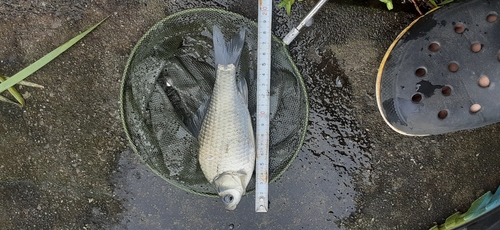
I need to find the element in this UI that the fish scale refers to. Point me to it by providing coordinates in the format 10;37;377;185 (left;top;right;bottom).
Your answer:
198;26;255;211
198;64;254;182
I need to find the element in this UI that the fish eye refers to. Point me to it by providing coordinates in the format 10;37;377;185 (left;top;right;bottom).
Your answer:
223;194;234;203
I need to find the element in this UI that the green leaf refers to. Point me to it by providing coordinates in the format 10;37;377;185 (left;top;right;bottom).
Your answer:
0;95;22;107
0;74;25;106
439;0;454;5
380;0;393;10
429;0;439;7
278;0;295;15
1;75;44;88
0;74;44;107
0;16;109;95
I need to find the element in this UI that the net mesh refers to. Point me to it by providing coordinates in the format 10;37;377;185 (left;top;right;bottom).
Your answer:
120;8;308;196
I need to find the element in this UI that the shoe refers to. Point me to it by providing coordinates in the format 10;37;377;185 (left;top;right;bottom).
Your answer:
376;0;500;136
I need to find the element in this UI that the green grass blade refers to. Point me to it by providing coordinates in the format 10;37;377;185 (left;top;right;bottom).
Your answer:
0;74;25;106
439;0;454;5
0;95;22;107
380;0;394;10
278;0;295;15
429;0;439;7
2;75;45;88
0;16;109;94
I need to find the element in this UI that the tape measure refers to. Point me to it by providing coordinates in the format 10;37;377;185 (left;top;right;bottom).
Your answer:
254;0;328;212
255;0;272;213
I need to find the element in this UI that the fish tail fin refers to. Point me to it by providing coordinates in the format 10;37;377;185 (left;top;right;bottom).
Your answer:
212;25;245;66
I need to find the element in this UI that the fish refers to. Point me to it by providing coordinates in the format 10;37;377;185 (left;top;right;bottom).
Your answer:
197;25;255;210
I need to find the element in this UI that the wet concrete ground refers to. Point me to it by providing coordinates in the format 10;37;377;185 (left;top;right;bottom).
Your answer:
1;0;500;229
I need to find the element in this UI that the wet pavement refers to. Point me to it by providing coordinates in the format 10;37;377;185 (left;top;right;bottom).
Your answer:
1;0;500;229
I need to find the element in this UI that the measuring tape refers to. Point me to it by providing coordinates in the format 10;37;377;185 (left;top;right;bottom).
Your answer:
255;0;272;213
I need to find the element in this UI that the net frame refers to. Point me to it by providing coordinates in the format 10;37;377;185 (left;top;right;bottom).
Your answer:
120;8;309;196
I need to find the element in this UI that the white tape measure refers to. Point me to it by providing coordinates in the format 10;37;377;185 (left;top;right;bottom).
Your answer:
255;0;272;213
254;0;328;212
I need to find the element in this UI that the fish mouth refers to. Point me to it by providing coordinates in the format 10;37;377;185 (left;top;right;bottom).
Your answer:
223;194;235;203
219;188;242;210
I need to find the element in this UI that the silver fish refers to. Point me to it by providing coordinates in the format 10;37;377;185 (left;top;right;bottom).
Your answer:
197;26;255;210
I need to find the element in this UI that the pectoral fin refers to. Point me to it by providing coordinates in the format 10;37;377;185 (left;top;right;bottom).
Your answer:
236;76;248;105
186;94;211;138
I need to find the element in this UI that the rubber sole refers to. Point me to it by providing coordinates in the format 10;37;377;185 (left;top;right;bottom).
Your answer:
376;0;500;136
